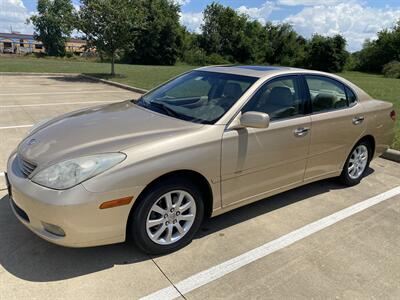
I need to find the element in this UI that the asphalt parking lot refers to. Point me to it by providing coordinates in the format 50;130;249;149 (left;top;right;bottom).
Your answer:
1;75;400;299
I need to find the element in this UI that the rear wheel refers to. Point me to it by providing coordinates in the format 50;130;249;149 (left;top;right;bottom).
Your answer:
339;141;371;186
130;178;204;255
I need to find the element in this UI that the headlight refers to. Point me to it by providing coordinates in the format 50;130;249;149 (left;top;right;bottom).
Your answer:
32;153;126;190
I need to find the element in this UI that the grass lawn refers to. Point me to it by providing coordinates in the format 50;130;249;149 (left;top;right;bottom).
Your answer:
1;57;399;149
0;56;195;90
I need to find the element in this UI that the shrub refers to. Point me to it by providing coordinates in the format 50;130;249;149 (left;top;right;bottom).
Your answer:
205;53;230;65
182;49;231;66
183;48;207;65
383;61;400;78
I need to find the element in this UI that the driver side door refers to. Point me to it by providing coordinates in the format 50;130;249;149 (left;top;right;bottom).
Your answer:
221;75;311;207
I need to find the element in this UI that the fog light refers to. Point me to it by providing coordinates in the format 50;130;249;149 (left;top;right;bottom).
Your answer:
41;222;66;237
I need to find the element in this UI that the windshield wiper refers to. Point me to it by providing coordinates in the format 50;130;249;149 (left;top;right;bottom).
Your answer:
134;98;184;120
150;101;180;118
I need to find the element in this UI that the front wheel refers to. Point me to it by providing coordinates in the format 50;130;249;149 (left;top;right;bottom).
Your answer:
339;141;371;186
129;178;204;255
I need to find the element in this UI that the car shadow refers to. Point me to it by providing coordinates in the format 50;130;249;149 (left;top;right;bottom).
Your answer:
0;168;374;282
196;167;375;238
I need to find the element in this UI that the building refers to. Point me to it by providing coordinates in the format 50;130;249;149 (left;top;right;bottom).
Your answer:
0;32;87;55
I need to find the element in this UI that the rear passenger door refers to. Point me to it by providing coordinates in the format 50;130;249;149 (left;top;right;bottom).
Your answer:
303;75;366;180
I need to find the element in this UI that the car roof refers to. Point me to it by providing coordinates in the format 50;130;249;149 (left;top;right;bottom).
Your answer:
196;65;305;78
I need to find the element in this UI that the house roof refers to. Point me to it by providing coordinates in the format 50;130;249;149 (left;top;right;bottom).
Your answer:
0;33;86;44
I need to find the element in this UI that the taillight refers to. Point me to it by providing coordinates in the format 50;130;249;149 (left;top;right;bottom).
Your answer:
390;110;396;121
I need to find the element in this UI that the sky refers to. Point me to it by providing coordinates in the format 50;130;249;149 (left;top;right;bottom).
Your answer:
1;0;400;52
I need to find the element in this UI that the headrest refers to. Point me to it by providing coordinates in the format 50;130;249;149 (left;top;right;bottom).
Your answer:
223;83;243;99
313;93;335;111
268;86;293;106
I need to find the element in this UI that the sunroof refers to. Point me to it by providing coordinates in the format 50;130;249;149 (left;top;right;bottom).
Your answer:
235;66;284;71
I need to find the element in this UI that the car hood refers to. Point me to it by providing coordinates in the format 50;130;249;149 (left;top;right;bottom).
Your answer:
18;101;202;167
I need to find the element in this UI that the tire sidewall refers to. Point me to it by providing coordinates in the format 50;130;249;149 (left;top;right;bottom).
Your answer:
130;178;204;255
341;141;371;186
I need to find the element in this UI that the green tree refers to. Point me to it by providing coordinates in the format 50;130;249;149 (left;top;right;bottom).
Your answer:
77;0;144;75
29;0;75;56
305;34;349;72
200;2;251;63
198;2;308;65
356;21;400;72
126;0;182;65
262;23;306;66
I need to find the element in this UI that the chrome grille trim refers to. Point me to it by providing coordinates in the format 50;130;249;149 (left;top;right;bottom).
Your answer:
17;155;37;177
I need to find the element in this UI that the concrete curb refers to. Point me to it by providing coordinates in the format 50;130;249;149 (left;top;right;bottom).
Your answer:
80;74;148;94
381;149;400;163
0;72;80;76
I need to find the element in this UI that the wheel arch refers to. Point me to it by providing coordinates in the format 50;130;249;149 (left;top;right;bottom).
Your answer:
126;169;214;239
357;135;376;160
340;135;376;171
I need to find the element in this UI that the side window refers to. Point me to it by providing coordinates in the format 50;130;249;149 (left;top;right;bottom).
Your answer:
346;86;357;106
242;76;303;120
305;76;348;113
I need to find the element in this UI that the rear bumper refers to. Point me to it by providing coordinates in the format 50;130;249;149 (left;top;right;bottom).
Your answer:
6;152;144;248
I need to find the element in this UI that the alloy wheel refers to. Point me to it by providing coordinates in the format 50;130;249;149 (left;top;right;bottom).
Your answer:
146;190;196;245
348;144;368;180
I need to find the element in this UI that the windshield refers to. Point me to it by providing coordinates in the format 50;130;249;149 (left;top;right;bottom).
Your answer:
135;70;257;124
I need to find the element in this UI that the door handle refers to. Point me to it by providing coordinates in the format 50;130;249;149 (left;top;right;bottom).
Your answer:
294;127;310;137
352;116;364;125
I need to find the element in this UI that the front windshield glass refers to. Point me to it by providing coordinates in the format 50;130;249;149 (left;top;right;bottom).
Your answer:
135;70;257;124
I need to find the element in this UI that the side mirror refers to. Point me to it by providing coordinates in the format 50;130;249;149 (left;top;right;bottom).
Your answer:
230;111;270;129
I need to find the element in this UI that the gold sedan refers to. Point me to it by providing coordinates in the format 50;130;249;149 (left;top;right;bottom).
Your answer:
6;66;396;254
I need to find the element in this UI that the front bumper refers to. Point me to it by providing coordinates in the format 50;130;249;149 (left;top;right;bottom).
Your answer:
6;153;144;248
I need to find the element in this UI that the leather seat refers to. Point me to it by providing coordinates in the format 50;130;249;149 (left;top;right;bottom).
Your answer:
257;86;295;119
223;82;243;100
313;93;336;111
219;82;243;109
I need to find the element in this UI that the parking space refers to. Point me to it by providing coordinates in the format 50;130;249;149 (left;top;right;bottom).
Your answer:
0;75;399;299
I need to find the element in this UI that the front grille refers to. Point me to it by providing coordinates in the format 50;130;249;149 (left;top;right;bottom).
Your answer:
17;155;37;178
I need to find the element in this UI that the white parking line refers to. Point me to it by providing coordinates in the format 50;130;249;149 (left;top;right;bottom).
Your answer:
141;186;400;300
0;124;33;130
0;90;131;96
0;100;118;108
0;172;5;189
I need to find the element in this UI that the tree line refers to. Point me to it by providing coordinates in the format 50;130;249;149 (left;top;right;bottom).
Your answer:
29;0;400;77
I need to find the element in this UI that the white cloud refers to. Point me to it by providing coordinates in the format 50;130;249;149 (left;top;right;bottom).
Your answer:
284;2;400;51
0;0;33;33
277;0;341;6
173;0;191;5
237;1;276;24
180;11;203;33
181;1;276;32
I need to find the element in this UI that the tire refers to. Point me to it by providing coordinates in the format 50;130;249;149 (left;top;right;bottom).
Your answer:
339;140;371;186
129;177;204;255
